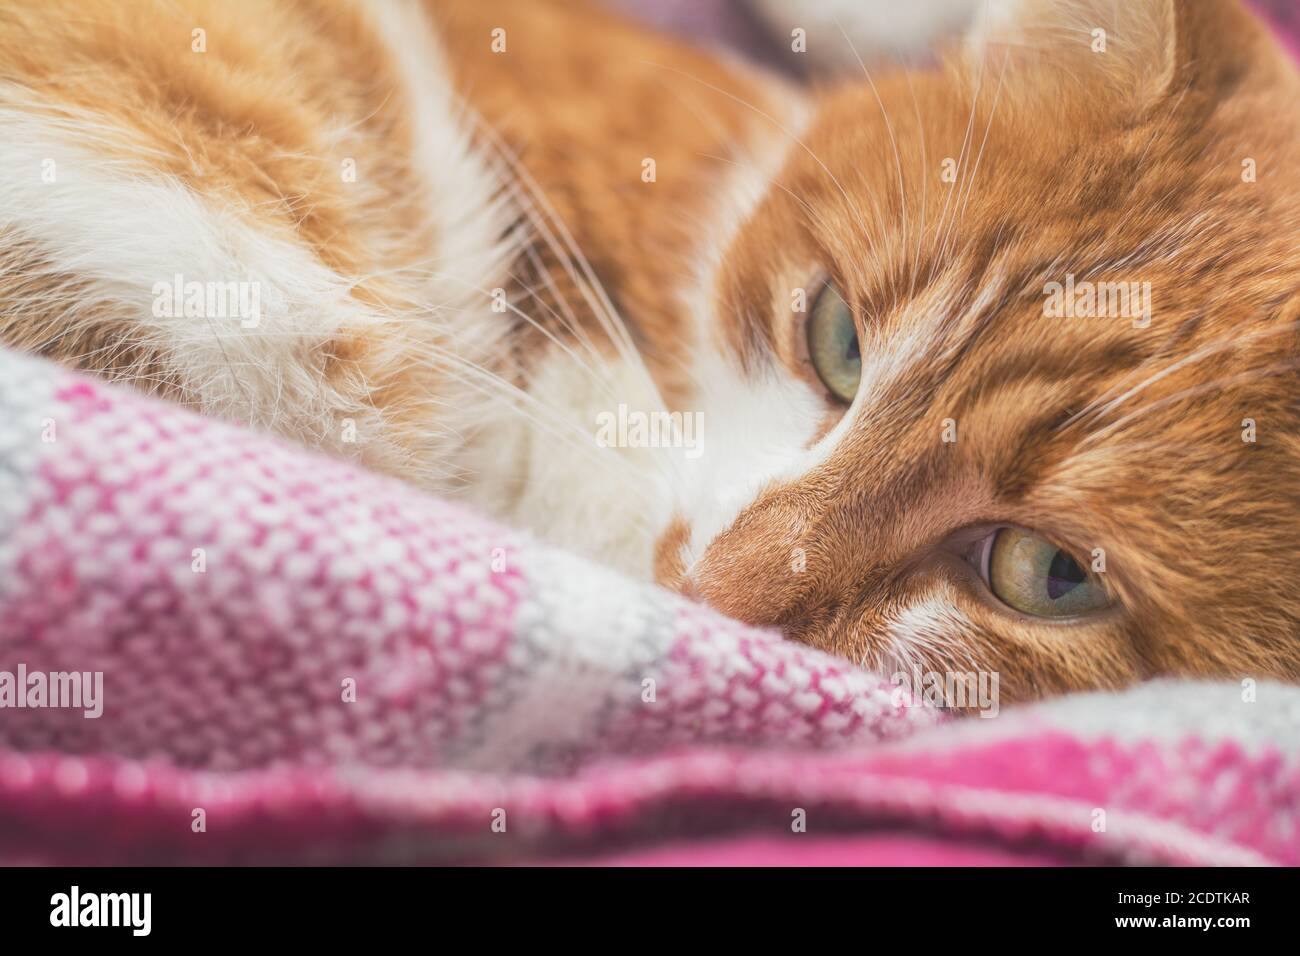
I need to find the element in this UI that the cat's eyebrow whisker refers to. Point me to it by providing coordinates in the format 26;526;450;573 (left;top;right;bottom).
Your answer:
1079;356;1300;448
1064;316;1300;432
950;50;1011;260
898;50;930;302
652;74;735;146
928;41;986;286
834;15;911;290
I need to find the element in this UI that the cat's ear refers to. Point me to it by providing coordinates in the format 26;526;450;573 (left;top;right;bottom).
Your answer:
965;0;1270;110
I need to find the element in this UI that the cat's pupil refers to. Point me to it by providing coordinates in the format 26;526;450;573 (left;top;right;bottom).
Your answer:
845;334;860;363
1046;550;1086;600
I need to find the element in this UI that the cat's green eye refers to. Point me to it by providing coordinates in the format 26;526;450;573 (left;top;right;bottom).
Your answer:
806;281;861;403
983;527;1111;619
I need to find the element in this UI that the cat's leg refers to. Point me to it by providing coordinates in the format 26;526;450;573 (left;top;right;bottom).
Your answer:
0;115;391;461
0;0;513;487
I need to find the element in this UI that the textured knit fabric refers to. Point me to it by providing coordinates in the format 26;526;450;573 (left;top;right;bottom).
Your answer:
1;347;1298;865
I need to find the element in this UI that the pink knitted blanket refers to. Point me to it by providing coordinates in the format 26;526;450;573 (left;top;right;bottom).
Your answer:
0;348;1296;865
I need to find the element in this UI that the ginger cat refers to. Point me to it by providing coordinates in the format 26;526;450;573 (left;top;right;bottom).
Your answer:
1;0;1298;703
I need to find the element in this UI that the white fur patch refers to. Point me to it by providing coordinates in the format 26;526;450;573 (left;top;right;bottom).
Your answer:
879;590;981;674
677;353;826;565
0;100;387;445
363;0;513;305
0;5;515;483
663;101;828;573
453;348;674;579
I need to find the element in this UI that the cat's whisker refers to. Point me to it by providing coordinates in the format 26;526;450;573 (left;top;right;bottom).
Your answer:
328;231;681;492
517;242;607;367
1064;316;1300;431
1080;357;1300;448
835;15;911;291
491;179;612;362
331;225;614;374
927;40;986;285
469;119;669;414
950;50;1011;257
652;72;737;146
897;54;930;301
424;271;629;403
412;346;659;499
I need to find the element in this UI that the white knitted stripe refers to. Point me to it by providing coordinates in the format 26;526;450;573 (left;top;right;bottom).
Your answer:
0;349;60;597
456;547;677;772
887;679;1300;756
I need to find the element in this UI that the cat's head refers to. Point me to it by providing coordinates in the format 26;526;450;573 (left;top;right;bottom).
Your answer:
659;0;1300;704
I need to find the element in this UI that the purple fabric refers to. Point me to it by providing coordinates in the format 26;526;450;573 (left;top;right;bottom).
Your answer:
1250;0;1300;60
606;1;1300;69
602;0;783;65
